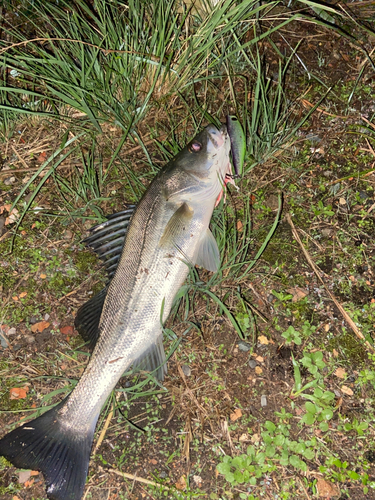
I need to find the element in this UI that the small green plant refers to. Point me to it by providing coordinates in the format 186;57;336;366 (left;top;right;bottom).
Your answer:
281;325;302;345
313;200;334;218
300;351;326;375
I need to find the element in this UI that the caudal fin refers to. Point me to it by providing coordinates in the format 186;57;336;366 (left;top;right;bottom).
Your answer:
0;400;94;500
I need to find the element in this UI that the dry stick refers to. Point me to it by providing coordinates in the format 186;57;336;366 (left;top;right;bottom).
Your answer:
93;407;114;454
286;214;374;352
109;468;171;489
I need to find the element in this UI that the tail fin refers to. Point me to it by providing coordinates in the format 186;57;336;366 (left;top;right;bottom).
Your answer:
0;400;94;500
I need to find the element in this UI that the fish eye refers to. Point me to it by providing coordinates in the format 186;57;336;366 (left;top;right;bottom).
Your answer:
190;141;202;152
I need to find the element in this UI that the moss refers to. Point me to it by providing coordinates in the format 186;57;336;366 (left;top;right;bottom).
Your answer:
72;248;99;274
327;331;368;366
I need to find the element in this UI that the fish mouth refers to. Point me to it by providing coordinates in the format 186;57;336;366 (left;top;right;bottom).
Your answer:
207;124;228;150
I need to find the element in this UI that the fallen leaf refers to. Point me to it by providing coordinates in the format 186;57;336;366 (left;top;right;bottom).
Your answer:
149;458;158;465
286;286;308;302
341;385;353;396
37;151;47;163
24;479;35;488
19;291;27;298
250;433;260;443
334;368;347;379
60;326;74;336
333;349;339;357
10;386;29;400
236;220;243;231
239;433;249;442
324;324;330;332
258;335;269;345
12;296;19;301
18;470;31;484
316;477;340;498
40;273;47;279
30;321;50;333
255;355;264;363
12;496;21;500
255;366;263;375
175;475;186;490
230;408;242;421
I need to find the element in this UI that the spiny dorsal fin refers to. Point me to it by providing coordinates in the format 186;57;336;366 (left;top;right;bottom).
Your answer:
194;228;220;272
159;202;194;248
83;205;136;280
132;334;167;381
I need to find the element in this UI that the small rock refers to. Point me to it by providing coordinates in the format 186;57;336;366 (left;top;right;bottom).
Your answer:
63;230;73;240
321;228;333;237
24;334;35;344
248;359;257;369
7;327;16;335
261;395;267;407
238;340;251;352
159;471;167;479
4;176;16;186
29;316;38;325
44;313;50;321
181;364;191;377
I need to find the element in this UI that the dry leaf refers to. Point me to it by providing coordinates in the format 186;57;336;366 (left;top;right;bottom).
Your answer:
341;385;354;396
239;433;249;442
236;220;243;231
258;335;269;345
30;321;50;333
324;324;330;332
255;355;264;363
37;151;47;163
19;292;27;298
12;296;19;301
149;458;158;465
333;349;339;357
334;368;347;379
286;286;308;302
230;408;242;422
60;326;74;336
175;475;186;490
250;433;260;443
18;470;31;484
10;386;29;400
316;477;340;498
255;366;263;375
40;273;47;279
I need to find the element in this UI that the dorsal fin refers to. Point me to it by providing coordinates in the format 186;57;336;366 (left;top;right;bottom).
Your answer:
75;205;136;348
74;287;107;348
83;205;136;280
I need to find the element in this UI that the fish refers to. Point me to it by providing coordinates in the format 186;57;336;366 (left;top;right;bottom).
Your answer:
0;121;243;500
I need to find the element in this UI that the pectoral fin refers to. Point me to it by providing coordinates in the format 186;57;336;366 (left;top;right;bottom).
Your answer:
159;202;194;247
195;228;220;272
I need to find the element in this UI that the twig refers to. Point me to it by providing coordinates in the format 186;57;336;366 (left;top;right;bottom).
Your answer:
286;213;374;352
174;353;208;417
109;468;171;489
93;408;114;454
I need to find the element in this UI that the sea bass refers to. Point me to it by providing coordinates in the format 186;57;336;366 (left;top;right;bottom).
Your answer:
0;122;239;500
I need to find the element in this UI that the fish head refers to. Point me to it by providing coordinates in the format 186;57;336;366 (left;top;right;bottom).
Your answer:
165;124;231;204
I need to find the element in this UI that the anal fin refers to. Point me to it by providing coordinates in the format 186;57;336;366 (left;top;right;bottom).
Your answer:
132;334;167;381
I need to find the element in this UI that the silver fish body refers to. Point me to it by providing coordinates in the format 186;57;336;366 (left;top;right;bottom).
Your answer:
0;123;231;500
